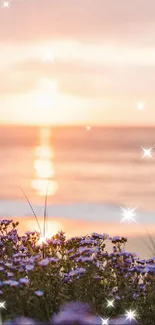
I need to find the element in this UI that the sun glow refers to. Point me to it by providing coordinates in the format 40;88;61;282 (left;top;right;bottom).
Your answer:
29;220;62;241
37;235;48;245
34;78;58;111
40;220;62;239
42;49;56;63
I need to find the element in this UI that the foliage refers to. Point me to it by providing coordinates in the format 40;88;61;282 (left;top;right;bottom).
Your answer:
0;219;154;324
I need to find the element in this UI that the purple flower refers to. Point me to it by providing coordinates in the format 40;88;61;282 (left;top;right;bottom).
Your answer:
25;265;34;271
115;296;121;300
133;293;138;299
4;317;37;325
51;302;101;325
2;280;19;287
5;262;12;267
78;247;99;255
112;236;127;243
77;256;93;263
94;275;100;280
91;232;110;240
68;268;86;277
19;278;30;285
80;238;98;245
7;272;14;277
0;220;13;226
101;252;109;257
147;257;155;264
34;290;44;296
10;280;19;287
49;257;58;263
38;258;50;266
3;280;12;285
13;253;21;258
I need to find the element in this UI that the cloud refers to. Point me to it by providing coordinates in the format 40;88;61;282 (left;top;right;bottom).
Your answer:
1;54;154;99
0;68;37;94
1;55;155;100
0;0;155;45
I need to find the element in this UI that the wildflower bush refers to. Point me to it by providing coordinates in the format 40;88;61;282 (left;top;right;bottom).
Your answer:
0;219;155;324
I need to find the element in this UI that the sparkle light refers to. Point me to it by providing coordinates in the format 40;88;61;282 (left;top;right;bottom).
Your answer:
120;206;138;224
0;302;5;309
0;301;6;325
106;299;115;308
3;1;9;7
100;317;110;325
125;309;137;322
141;145;154;159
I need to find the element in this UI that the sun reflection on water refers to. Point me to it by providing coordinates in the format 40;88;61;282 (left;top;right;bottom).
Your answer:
31;128;58;196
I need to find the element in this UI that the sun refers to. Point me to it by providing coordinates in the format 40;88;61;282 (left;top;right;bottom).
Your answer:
34;78;58;111
38;220;62;240
28;220;62;239
42;49;56;63
45;220;62;237
37;78;58;93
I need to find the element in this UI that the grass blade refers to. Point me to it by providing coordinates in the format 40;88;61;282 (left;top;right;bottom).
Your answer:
142;228;155;256
43;179;50;238
43;179;51;259
20;188;42;235
43;187;47;238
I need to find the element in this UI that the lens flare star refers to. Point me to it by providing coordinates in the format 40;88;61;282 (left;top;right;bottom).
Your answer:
3;1;10;7
141;145;154;159
0;302;5;309
0;301;6;325
125;309;137;322
120;206;138;224
100;317;110;325
106;299;115;308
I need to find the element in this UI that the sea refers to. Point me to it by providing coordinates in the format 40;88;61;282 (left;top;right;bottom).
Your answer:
0;125;155;258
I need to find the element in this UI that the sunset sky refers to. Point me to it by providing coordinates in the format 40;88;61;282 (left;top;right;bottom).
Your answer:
1;0;155;125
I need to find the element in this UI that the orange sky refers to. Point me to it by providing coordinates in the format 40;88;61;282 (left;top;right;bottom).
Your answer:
0;0;155;125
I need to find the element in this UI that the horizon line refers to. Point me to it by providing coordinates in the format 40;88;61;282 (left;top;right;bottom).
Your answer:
0;123;155;129
0;124;155;129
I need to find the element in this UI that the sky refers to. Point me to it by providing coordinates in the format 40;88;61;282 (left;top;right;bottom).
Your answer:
0;0;155;125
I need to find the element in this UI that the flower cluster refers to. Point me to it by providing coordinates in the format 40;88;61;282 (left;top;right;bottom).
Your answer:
0;219;154;324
